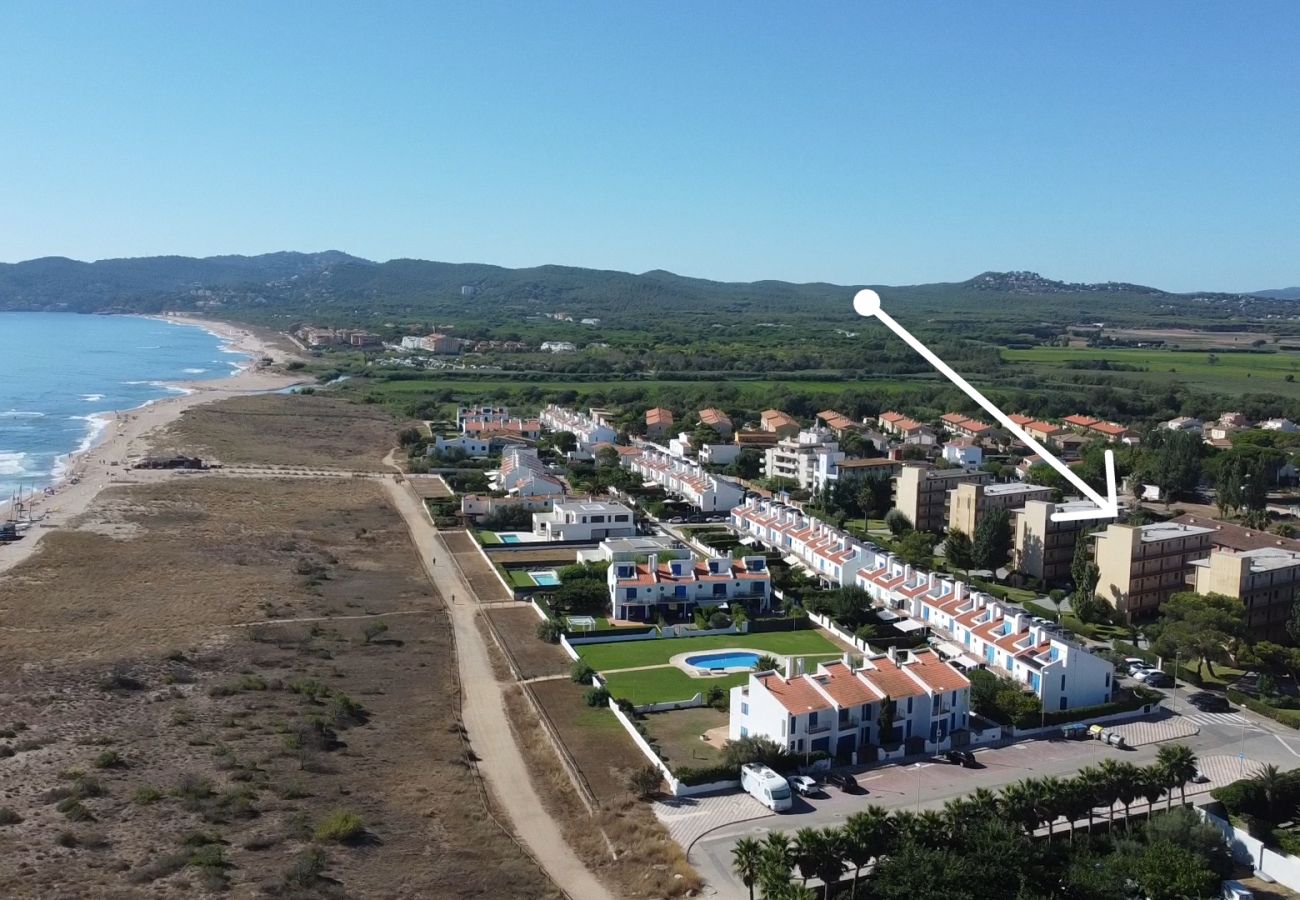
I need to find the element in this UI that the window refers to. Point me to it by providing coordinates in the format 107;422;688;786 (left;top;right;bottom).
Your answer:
1059;697;1068;710
590;515;605;523
741;703;748;716
1105;672;1111;686
626;588;637;599
1060;674;1066;691
808;711;818;728
614;515;629;522
740;726;748;737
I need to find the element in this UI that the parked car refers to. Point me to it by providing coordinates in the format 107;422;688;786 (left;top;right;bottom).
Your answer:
1191;769;1211;784
1144;672;1174;688
1188;692;1229;712
1123;657;1150;671
668;517;685;524
944;749;977;767
787;775;819;797
826;771;864;794
1130;666;1159;682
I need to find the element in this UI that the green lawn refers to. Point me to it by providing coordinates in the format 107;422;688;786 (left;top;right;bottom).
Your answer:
477;530;502;545
576;630;843;672
602;668;750;705
507;570;535;588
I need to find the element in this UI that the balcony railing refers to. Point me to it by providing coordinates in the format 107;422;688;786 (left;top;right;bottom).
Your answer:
806;721;832;735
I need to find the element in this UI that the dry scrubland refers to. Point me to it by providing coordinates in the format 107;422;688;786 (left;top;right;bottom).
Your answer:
158;394;408;471
0;394;559;899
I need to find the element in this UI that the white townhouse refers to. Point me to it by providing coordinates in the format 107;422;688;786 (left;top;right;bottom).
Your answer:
730;648;972;761
730;498;876;588
917;591;1114;712
941;439;984;469
532;500;637;542
627;445;745;511
607;551;771;622
495;448;551;493
431;434;491;458
539;404;618;448
457;404;513;431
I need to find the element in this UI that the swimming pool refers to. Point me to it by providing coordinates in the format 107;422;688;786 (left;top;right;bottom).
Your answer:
499;534;522;544
531;570;561;587
685;651;760;671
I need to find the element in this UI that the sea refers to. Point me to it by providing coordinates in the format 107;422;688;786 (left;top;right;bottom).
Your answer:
0;312;247;501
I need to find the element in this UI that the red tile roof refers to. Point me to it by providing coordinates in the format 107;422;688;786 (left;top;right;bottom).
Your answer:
756;673;833;714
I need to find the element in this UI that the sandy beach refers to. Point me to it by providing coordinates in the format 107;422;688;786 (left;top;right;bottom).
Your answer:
0;315;305;575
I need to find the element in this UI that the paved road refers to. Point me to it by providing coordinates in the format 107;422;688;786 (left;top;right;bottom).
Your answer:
383;478;615;900
687;705;1300;898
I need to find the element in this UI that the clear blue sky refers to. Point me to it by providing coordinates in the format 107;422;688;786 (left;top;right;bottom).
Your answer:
2;2;1297;291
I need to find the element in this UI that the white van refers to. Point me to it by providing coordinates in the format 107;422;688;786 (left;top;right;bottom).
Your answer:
741;763;793;812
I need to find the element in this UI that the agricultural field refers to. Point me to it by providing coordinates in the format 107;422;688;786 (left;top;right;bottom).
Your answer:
1002;346;1300;400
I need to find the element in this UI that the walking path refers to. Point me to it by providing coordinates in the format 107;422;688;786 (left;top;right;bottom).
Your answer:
382;478;615;900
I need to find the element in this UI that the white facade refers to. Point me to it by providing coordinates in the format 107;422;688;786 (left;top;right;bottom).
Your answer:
627;445;745;511
942;441;984;468
607;551;771;621
533;500;637;542
763;428;846;491
729;649;971;760
731;498;877;588
700;443;741;465
1262;418;1300;433
431;435;490;458
539;405;618;448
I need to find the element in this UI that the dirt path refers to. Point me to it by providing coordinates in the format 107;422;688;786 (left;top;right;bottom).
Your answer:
382;477;617;900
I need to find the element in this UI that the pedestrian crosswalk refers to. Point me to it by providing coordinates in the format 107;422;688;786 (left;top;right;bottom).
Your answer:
1181;711;1254;728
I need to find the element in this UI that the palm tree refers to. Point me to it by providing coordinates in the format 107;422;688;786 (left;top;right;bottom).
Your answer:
1073;768;1104;836
1094;760;1123;832
791;828;822;886
1110;762;1142;831
1139;768;1165;820
1156;743;1198;808
1000;781;1043;836
1256;763;1286;825
758;837;794;900
841;807;889;897
733;837;763;900
915;810;949;848
812;827;846;900
1036;776;1066;842
1055;778;1094;843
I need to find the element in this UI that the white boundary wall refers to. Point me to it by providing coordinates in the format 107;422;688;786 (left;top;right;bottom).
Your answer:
1200;807;1300;890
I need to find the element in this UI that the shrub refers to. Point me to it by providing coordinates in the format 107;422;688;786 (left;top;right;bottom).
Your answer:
626;765;663;799
674;763;740;786
314;810;365;843
329;693;367;728
94;750;126;769
705;684;729;711
584;687;611;707
536;619;563;643
361;620;388;644
282;849;329;889
133;786;162;805
0;807;21;825
57;798;94;822
570;660;596;685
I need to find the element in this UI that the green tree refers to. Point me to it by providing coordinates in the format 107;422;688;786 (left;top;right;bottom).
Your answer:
883;508;913;536
1155;743;1198;809
552;579;609;616
876;696;895;745
896;530;936;567
972;508;1012;571
791;828;822;886
1150;592;1246;679
732;836;763;900
944;528;974;576
553;431;578;453
841;807;890;897
811;827;845;899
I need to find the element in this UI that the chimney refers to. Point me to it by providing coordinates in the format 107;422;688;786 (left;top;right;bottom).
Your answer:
796;657;806;676
784;657;795;679
955;581;967;601
648;553;659;582
841;651;852;668
904;564;914;582
887;645;898;663
928;572;937;589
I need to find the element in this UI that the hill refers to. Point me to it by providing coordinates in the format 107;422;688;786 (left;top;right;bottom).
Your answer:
1253;287;1300;300
0;253;1294;335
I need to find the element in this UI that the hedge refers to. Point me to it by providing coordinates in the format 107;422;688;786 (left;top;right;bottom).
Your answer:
1228;689;1300;729
1021;692;1159;728
1113;641;1158;666
674;764;738;786
1022;601;1060;622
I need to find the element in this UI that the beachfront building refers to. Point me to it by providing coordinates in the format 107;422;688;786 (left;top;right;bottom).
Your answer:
816;410;857;436
626;446;744;511
893;465;992;534
532;500;637;542
1093;521;1215;621
731;498;876;588
947;482;1053;537
763;428;845;492
729;648;971;760
917;592;1113;710
607;551;770;622
1191;547;1300;641
1012;499;1106;583
539;405;617;449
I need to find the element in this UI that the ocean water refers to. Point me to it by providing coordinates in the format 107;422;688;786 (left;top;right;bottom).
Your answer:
0;312;246;500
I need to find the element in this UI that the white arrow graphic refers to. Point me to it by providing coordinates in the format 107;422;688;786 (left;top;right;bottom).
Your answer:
852;289;1119;523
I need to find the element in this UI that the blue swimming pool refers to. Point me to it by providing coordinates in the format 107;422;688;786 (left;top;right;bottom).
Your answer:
499;534;522;544
531;571;561;587
686;651;760;671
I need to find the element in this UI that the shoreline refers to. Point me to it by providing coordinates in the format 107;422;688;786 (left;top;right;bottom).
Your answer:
1;314;306;575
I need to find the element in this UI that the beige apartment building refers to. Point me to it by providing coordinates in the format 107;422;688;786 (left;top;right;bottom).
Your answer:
1093;521;1214;621
894;465;991;534
1191;547;1300;641
1011;499;1103;583
948;482;1053;537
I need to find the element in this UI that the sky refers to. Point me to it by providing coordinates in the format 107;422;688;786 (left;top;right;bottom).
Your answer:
1;2;1297;292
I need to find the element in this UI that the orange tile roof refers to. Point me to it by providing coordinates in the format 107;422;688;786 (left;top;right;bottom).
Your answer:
905;650;972;692
879;410;906;423
1063;414;1099;427
700;407;732;426
756;673;833;714
1091;422;1130;435
859;658;925;700
816;663;883;706
762;410;798;427
941;412;969;425
1025;420;1063;435
1008;413;1035;426
646;407;673;426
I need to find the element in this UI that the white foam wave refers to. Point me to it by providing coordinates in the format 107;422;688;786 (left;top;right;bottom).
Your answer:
81;393;106;402
137;345;161;350
182;367;207;374
121;380;149;385
68;414;114;455
150;381;195;396
1;410;46;418
0;451;29;476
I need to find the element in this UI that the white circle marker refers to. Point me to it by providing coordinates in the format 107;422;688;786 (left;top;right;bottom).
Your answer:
853;288;882;317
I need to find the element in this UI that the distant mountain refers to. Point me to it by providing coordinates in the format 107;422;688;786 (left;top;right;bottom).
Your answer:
0;255;1290;332
1252;287;1300;300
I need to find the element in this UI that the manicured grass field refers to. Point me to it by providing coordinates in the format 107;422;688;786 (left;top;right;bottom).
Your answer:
576;630;844;672
506;570;535;588
1002;346;1300;399
477;530;502;545
601;668;750;705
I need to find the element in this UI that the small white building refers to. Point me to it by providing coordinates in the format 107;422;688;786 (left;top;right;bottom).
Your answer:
533;500;637;542
729;649;971;760
941;440;984;469
1261;418;1300;433
700;443;741;465
627;445;745;511
431;434;491;458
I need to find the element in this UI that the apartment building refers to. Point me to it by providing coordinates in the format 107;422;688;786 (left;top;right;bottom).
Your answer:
878;411;936;444
419;333;460;354
457;405;512;430
607;551;770;621
917;591;1113;711
1090;421;1137;444
760;409;800;437
495;448;551;492
626;446;745;511
817;410;857;435
729;649;971;760
645;407;674;439
948;482;1053;536
532;500;636;542
1191;547;1300;640
539;405;617;449
1012;499;1103;583
893;465;992;533
1093;521;1215;621
1062;414;1099;431
763;428;845;491
699;407;734;438
731;497;875;588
